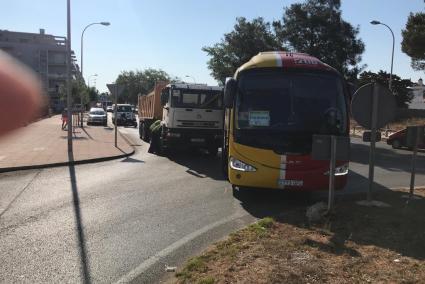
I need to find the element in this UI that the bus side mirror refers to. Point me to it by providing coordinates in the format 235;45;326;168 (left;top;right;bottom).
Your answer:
160;89;169;105
224;78;236;108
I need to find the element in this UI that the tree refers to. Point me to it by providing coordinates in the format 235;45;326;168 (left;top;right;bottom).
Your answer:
115;68;171;104
88;87;99;102
358;70;414;108
402;12;425;72
203;17;281;84
273;0;365;81
59;79;89;105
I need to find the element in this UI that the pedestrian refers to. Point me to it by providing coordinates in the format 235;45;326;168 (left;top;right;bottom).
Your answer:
148;120;162;154
61;108;68;130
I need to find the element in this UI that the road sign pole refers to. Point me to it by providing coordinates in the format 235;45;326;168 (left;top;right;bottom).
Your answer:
367;84;379;201
408;129;420;201
114;84;118;148
328;135;337;211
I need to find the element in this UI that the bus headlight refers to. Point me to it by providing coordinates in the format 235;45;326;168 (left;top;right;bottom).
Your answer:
229;157;256;172
324;163;349;176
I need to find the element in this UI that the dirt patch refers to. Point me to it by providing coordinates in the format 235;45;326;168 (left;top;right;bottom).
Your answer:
351;117;425;133
174;188;425;283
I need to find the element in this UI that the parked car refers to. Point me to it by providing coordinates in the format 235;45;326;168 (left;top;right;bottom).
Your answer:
387;127;425;149
106;106;113;112
87;107;107;126
112;104;137;127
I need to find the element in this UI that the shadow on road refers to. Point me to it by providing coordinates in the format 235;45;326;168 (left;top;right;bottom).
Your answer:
350;142;425;174
167;150;225;181
68;151;91;284
121;156;144;163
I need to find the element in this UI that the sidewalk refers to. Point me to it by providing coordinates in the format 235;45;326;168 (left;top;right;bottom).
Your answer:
0;115;134;172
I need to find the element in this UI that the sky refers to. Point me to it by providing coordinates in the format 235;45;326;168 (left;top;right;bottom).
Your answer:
1;0;424;93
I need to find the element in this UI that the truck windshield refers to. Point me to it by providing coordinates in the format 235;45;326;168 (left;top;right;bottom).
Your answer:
117;106;132;112
236;70;347;135
171;89;222;109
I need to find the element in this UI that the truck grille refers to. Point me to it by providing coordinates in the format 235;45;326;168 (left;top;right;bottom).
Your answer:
177;120;219;128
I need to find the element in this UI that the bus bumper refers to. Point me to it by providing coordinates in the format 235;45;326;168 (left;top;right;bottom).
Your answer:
228;158;348;191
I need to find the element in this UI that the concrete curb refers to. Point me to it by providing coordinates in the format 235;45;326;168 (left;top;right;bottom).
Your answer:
0;149;135;173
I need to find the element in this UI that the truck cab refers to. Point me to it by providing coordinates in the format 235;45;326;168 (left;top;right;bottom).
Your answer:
160;83;224;155
138;82;224;155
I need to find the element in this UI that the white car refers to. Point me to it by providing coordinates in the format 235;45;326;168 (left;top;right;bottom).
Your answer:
112;104;137;127
106;106;113;112
87;108;107;126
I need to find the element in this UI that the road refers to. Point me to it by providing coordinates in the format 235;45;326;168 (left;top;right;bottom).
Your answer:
1;121;424;283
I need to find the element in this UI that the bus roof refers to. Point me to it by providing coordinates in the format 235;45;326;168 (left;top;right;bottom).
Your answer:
235;51;338;77
169;83;222;91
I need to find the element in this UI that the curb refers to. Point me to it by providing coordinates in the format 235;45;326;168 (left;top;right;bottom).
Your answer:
0;129;137;174
0;149;135;173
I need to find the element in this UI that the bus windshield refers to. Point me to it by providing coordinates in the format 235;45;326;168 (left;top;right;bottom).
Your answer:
236;70;347;135
170;88;222;109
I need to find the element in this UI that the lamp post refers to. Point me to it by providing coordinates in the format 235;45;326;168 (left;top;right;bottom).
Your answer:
66;0;73;153
185;75;196;84
87;74;98;88
80;21;110;78
370;20;395;91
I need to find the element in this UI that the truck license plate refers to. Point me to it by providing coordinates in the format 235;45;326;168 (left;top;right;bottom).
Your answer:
277;179;303;187
191;138;205;143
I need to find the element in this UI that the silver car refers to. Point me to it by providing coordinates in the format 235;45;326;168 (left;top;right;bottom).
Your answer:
87;107;107;126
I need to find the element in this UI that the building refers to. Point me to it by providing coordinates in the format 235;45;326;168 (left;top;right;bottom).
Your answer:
408;78;425;110
0;28;81;112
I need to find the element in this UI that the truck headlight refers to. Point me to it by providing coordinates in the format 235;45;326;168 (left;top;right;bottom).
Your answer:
167;132;181;138
229;157;256;172
324;163;349;176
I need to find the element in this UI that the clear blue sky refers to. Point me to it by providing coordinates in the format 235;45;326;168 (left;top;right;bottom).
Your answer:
1;0;424;92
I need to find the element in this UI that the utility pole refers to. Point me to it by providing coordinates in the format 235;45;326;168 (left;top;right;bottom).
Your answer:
67;0;73;153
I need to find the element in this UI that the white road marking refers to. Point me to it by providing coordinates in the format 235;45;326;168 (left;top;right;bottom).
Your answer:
115;212;249;284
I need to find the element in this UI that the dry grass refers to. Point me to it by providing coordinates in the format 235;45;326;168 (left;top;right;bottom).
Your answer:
387;117;425;131
351;117;425;132
174;188;425;284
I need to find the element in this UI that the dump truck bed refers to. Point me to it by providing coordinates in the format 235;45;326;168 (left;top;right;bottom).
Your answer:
138;81;168;120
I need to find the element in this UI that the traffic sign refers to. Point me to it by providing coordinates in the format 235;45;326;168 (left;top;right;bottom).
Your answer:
107;83;126;148
351;83;396;129
107;83;126;96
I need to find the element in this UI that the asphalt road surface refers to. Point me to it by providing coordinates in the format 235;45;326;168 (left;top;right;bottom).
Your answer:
1;121;424;283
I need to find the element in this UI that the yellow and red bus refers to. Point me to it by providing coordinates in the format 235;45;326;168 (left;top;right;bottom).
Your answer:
222;52;350;192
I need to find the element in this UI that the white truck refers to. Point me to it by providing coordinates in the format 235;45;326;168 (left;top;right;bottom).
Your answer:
138;81;223;155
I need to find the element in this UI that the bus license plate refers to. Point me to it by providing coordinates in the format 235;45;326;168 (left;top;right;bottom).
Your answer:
191;138;205;143
277;179;303;187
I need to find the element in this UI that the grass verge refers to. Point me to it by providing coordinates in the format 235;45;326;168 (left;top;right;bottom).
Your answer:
174;188;425;283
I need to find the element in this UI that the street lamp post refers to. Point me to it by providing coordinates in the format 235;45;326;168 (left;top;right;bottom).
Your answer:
66;0;72;153
185;75;196;84
87;74;98;88
371;20;395;91
80;21;110;78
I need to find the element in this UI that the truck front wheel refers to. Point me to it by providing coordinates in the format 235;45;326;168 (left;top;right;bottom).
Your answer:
141;122;150;142
139;122;143;139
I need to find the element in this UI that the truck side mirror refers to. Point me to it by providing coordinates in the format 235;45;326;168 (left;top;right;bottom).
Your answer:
347;82;357;102
160;89;169;105
224;78;237;108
